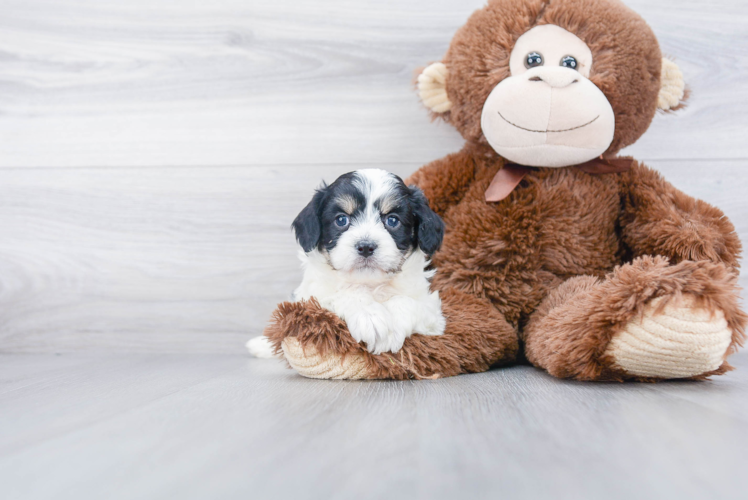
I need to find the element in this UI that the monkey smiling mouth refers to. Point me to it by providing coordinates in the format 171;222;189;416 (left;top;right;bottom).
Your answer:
498;111;599;133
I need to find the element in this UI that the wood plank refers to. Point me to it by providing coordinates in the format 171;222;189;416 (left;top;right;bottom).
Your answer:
0;0;746;168
0;352;746;500
0;160;745;353
0;163;419;352
0;353;239;454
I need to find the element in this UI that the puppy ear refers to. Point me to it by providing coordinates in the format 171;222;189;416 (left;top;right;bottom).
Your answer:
658;58;686;111
409;186;445;255
292;187;326;252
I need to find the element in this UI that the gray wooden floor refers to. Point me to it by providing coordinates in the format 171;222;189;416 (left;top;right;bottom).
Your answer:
1;0;748;498
2;352;748;500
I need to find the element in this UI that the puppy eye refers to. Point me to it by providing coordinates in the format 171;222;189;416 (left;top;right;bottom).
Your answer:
335;215;349;227
385;215;400;228
525;52;543;68
560;55;578;70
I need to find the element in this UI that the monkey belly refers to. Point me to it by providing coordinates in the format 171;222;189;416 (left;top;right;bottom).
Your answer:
432;166;623;325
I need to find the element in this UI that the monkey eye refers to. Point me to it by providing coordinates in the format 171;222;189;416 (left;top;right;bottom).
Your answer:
335;214;349;228
525;52;543;68
560;55;578;70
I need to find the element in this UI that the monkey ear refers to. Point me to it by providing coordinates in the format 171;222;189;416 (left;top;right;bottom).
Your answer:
417;62;452;113
658;58;686;111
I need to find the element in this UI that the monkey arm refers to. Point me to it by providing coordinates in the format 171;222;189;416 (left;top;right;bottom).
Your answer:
405;148;477;216
619;163;742;271
264;288;518;380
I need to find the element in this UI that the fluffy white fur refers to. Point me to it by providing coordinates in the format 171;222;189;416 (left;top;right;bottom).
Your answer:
293;248;445;354
326;169;404;275
247;169;445;357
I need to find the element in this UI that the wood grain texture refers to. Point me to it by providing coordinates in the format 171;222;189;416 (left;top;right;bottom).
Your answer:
0;2;746;353
1;3;747;498
0;0;746;168
1;352;747;500
0;163;419;352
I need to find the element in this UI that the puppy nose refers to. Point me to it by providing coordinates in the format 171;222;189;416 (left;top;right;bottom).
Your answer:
526;67;579;88
356;240;377;257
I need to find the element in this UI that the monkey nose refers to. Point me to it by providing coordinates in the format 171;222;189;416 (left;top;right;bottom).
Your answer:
526;67;579;88
356;240;378;258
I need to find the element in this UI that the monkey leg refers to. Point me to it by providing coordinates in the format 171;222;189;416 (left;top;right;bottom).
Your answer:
523;256;746;381
263;288;518;380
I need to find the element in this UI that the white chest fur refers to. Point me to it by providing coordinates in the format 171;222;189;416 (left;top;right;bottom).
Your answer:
293;249;446;354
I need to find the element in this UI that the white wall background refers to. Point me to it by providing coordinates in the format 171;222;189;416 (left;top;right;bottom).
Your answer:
0;0;746;353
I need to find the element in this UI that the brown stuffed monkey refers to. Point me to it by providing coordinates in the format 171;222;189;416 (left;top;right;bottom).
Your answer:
264;0;746;381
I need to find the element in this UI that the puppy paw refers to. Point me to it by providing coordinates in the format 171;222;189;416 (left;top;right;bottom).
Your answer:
387;292;446;338
605;294;733;378
343;303;392;353
246;335;280;359
281;337;370;379
422;312;447;337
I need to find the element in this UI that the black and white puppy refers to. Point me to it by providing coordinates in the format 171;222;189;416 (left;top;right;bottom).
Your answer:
247;168;446;357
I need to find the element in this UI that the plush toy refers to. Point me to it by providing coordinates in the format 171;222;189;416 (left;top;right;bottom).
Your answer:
264;0;746;381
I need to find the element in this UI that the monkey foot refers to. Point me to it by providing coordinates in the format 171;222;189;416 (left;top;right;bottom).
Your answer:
281;338;371;380
604;294;733;379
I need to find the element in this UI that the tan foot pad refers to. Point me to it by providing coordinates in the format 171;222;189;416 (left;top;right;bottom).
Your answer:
281;338;370;380
605;295;732;378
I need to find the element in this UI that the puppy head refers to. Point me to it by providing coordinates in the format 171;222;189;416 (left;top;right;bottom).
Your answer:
292;169;444;275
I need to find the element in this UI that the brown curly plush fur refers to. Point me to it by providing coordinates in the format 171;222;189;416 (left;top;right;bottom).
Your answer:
440;0;661;154
264;0;746;381
265;289;518;380
524;257;746;381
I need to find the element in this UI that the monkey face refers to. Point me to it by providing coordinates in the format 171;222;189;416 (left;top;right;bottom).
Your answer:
416;0;686;165
480;25;616;167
